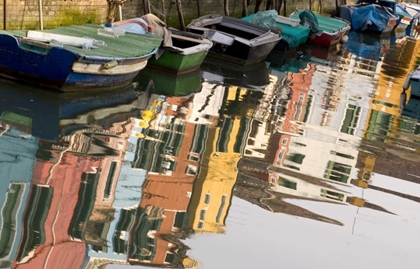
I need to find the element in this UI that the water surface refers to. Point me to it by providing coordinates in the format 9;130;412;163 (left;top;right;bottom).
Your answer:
1;31;420;269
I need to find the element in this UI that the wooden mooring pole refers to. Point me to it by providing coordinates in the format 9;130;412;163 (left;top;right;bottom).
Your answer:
224;0;229;16
175;0;185;30
38;0;44;30
3;0;6;30
283;0;287;16
242;0;248;17
196;0;201;18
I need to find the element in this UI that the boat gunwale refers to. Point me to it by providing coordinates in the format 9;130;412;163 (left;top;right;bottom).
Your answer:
168;33;213;56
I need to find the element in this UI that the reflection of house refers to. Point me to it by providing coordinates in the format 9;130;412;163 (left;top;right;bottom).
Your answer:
0;129;38;268
272;173;348;204
84;119;146;263
12;134;102;269
188;86;248;234
129;95;198;267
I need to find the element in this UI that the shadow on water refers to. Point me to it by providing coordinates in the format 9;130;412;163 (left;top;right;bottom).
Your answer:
1;28;420;269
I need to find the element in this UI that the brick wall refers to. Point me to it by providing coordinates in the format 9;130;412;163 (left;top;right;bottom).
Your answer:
4;0;410;31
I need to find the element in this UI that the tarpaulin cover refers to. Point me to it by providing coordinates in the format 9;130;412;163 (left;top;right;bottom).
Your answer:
298;9;319;33
351;5;387;31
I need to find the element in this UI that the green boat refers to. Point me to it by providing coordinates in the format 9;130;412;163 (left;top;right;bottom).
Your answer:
146;29;213;74
113;19;213;74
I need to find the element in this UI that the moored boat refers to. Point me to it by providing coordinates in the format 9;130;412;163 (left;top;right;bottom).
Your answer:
146;29;212;74
186;14;281;65
241;10;310;53
290;9;350;48
339;0;399;35
0;24;162;92
112;16;213;74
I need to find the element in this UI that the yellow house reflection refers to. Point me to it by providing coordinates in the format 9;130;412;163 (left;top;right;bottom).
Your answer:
187;86;246;234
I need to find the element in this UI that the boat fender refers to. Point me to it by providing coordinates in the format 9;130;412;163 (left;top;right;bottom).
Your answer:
104;60;118;69
403;72;413;91
341;35;348;44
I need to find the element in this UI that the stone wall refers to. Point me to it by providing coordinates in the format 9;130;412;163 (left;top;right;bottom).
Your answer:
0;0;416;30
1;0;108;30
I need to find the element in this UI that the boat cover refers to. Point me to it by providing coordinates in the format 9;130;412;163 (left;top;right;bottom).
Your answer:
243;10;310;48
351;5;387;31
298;9;319;33
290;10;348;33
249;10;278;28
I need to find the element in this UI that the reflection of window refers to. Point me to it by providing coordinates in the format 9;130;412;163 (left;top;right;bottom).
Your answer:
324;161;351;183
277;148;286;164
186;165;197;176
217;118;233;152
113;208;136;254
188;155;199;162
282;139;288;145
286;153;305;164
330;151;355;160
69;172;100;240
173;211;188;228
0;183;25;258
165;252;176;264
104;161;117;199
191;125;208;154
17;185;53;262
279;178;297;190
199;209;206;220
321;189;345;201
197;221;204;229
204;194;211;204
340;104;361;135
216;195;227;223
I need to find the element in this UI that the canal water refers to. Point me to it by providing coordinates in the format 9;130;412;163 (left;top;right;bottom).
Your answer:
1;30;420;269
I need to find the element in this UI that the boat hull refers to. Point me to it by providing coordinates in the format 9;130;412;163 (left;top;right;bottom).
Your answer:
290;10;350;48
186;15;281;65
146;48;208;74
0;25;161;92
206;38;279;65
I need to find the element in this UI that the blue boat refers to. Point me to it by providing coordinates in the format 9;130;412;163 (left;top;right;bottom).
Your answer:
400;2;420;38
0;23;162;92
339;0;400;34
241;10;310;53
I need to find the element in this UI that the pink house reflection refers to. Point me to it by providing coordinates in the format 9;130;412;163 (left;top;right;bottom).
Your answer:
12;138;102;269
